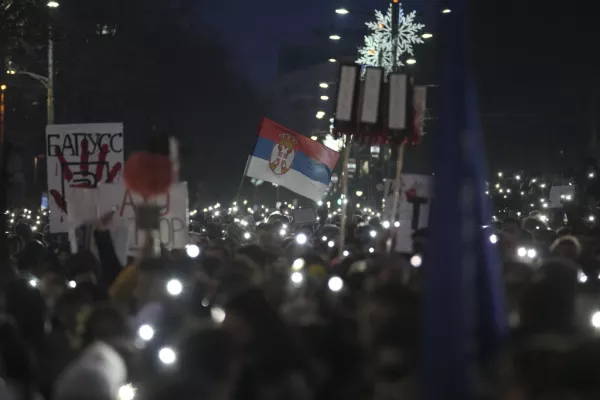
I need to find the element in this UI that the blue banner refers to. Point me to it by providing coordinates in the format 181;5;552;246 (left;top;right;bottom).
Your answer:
422;0;508;398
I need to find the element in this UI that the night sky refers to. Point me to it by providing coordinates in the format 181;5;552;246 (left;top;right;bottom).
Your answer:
215;0;600;173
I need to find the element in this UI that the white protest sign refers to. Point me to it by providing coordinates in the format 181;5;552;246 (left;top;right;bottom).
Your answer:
46;123;124;232
65;187;98;227
549;185;575;208
97;183;189;255
65;187;130;267
384;174;433;252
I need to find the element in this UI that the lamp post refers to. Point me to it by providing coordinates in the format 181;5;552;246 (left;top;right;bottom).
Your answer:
8;2;58;125
0;83;7;277
0;84;5;146
391;0;401;73
47;29;55;125
4;2;58;209
46;1;59;125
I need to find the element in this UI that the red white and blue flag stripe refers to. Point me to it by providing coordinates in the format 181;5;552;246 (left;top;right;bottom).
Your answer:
246;118;340;202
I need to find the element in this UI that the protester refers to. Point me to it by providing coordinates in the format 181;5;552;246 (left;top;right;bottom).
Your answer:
3;189;600;400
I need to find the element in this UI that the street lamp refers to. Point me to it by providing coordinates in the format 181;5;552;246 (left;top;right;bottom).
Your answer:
311;136;318;140
442;8;451;14
320;95;329;101
316;111;326;119
45;1;59;124
319;83;329;89
6;0;59;126
329;34;341;41
422;33;433;39
335;8;349;15
406;58;416;65
328;58;337;63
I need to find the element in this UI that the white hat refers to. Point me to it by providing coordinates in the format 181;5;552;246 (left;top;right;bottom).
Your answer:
54;341;127;400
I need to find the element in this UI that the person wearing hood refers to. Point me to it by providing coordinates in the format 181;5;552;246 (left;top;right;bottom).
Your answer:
53;304;131;400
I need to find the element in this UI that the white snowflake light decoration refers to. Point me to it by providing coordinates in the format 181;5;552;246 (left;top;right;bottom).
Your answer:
356;4;425;74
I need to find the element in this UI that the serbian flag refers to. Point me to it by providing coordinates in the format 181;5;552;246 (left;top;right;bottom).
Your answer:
246;118;340;202
422;0;507;398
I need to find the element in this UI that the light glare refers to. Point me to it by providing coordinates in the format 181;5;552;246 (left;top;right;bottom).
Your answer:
295;233;308;245
291;272;303;285
118;384;136;400
592;311;600;328
328;276;344;292
166;279;183;296
186;244;200;258
158;347;177;365
410;254;422;267
292;258;305;271
138;324;155;341
211;307;226;324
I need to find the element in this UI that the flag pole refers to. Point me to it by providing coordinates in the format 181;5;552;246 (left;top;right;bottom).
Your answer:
386;141;405;252
338;137;351;258
236;156;250;202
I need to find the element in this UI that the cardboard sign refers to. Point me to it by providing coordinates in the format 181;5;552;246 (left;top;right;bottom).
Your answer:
46;123;124;232
384;174;433;252
292;207;316;225
65;187;130;267
97;183;189;255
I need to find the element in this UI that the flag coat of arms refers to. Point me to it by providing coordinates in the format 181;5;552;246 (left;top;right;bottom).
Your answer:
246;118;340;201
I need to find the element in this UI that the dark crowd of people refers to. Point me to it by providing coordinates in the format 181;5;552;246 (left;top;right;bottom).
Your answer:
3;200;600;400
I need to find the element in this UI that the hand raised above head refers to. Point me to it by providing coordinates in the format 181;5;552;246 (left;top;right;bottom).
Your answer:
95;210;116;231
